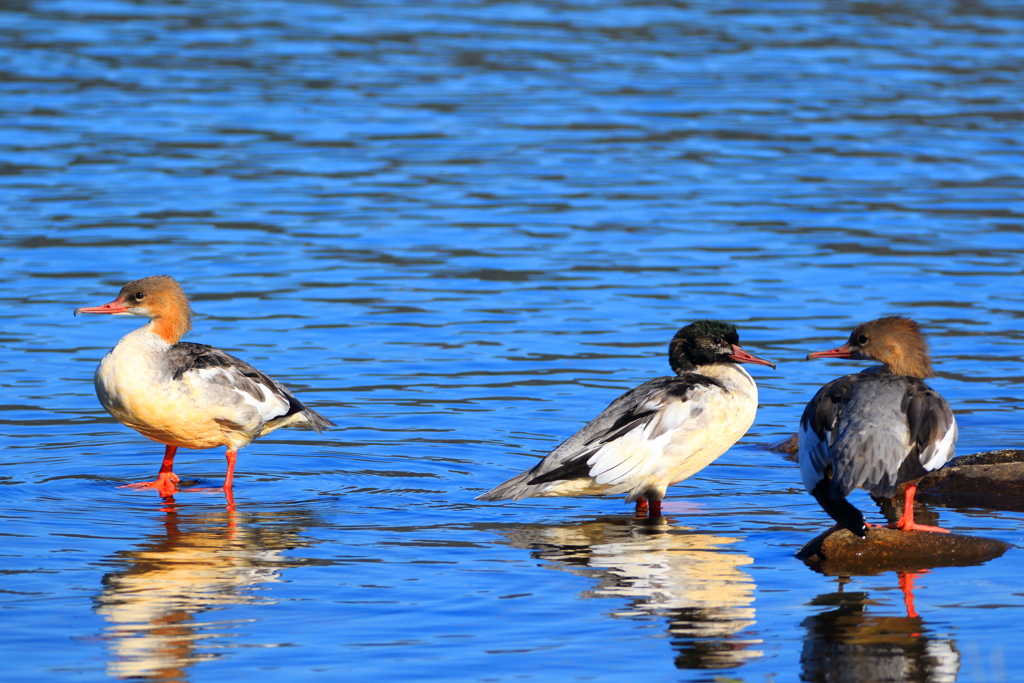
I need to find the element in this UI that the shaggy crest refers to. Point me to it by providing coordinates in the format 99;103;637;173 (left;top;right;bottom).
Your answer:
668;320;741;374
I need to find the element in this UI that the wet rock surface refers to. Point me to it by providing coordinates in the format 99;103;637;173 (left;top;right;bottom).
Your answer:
797;526;1010;576
905;449;1024;512
768;435;799;456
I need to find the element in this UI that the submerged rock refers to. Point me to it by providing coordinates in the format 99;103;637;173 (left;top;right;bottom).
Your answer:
797;526;1009;576
767;434;799;456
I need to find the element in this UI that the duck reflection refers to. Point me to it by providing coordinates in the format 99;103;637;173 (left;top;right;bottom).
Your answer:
801;574;960;683
94;504;312;681
499;515;761;670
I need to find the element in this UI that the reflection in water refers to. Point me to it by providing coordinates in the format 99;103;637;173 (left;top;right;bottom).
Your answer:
94;506;312;681
499;516;761;670
800;576;959;683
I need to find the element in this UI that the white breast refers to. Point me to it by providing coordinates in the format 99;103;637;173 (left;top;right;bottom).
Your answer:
94;326;254;450
587;364;759;501
661;363;758;484
95;327;180;420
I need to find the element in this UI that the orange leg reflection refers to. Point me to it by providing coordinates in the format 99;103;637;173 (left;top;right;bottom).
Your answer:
898;570;928;620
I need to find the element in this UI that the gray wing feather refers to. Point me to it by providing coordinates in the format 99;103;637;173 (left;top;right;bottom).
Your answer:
799;372;956;500
478;375;721;501
902;382;957;473
168;342;335;435
798;379;846;493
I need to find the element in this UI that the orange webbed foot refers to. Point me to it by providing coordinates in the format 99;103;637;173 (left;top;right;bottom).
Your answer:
889;484;948;533
887;520;950;533
119;472;180;496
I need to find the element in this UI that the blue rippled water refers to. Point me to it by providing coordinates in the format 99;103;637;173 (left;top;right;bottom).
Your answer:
3;0;1024;681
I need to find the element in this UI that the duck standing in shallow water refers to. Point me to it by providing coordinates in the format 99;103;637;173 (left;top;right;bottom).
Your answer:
75;276;334;496
478;320;775;516
799;316;957;537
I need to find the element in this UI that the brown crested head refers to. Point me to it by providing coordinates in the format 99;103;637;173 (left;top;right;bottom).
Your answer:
76;275;192;344
807;315;934;378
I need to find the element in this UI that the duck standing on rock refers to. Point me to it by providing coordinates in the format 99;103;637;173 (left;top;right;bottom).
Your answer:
478;320;775;516
75;276;334;497
799;316;957;537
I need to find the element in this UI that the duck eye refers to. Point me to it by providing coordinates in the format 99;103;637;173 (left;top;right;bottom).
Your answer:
712;336;723;345
134;292;145;301
857;334;868;345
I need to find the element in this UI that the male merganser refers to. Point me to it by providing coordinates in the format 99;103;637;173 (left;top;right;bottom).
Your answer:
478;320;775;516
75;276;334;496
799;316;957;537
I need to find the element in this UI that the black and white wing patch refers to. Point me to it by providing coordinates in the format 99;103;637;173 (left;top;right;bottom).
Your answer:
901;379;957;476
168;342;308;433
798;375;872;536
527;375;724;490
798;375;854;494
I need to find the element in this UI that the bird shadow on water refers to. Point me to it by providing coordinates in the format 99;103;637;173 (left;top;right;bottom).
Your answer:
492;514;763;672
91;502;318;681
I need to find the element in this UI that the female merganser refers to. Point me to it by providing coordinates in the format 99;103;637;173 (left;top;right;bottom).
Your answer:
75;276;334;496
799;316;957;537
478;320;775;516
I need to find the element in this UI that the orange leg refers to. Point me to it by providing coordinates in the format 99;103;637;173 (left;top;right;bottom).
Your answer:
634;497;663;519
887;483;949;533
120;445;180;496
223;448;238;490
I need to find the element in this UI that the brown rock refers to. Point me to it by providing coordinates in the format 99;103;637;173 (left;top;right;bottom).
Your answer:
942;448;1024;468
797;526;1009;576
900;449;1024;512
767;434;799;456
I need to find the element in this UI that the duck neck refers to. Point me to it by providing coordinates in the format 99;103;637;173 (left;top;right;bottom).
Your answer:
670;357;697;375
879;353;932;378
692;361;755;393
147;312;191;345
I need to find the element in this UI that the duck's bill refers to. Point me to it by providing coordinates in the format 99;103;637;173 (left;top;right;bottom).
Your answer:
74;297;129;316
729;345;776;369
806;344;854;360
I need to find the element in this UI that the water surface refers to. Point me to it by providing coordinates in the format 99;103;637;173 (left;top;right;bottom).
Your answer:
3;0;1024;681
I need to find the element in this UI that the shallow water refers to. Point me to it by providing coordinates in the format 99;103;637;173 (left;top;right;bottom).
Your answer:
4;0;1024;681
